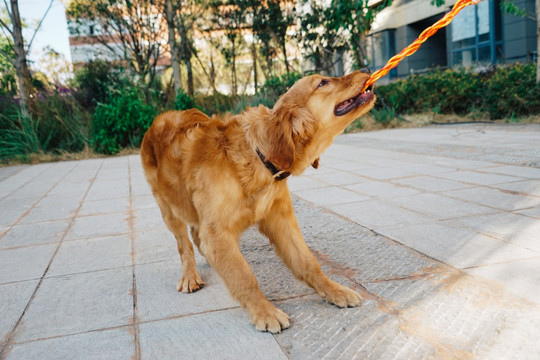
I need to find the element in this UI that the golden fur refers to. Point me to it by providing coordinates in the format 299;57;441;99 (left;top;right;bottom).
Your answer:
141;70;375;333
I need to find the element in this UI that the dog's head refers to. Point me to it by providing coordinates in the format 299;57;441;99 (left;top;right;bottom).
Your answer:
266;70;375;172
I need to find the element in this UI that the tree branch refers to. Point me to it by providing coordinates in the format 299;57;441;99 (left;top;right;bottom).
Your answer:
27;0;54;54
0;17;13;35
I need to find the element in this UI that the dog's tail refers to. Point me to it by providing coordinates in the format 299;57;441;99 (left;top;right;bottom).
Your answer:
140;119;160;188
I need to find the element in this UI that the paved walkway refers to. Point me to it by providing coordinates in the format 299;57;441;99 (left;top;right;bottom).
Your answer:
1;124;539;359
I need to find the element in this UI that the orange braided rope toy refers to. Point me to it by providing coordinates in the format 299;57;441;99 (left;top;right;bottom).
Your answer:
362;0;474;92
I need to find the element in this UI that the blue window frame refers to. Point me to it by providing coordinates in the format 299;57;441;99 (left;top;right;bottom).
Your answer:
450;0;503;66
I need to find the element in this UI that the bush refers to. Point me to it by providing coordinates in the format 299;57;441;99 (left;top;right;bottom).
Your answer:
260;72;302;99
92;86;157;154
71;60;119;109
375;64;540;119
483;63;540;118
376;68;481;115
194;92;235;115
175;88;196;110
371;106;398;126
33;91;89;152
233;93;276;113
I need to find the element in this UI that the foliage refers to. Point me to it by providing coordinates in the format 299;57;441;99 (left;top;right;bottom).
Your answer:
67;0;166;94
375;64;540;119
483;63;540;118
298;0;392;72
92;86;157;154
233;93;276;113
371;106;398;126
0;91;89;159
0;110;43;159
194;92;236;115
260;71;302;99
175;88;197;110
0;39;16;96
71;60;119;109
33;91;89;152
376;68;481;115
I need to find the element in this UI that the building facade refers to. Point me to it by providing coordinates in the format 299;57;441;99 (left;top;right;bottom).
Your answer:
367;0;537;82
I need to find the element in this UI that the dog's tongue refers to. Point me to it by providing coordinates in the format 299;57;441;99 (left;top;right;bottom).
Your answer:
336;98;355;114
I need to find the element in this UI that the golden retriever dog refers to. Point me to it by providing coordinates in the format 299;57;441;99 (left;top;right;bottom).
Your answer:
140;69;375;333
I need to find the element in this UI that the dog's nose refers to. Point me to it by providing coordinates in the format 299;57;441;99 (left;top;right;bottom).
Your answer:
360;68;371;74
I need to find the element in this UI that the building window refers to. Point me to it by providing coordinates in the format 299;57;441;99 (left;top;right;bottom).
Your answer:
367;29;396;78
451;0;503;66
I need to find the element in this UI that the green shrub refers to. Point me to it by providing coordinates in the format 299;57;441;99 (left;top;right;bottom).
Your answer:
482;63;540;118
33;92;89;152
371;106;397;126
376;68;481;115
194;92;235;115
71;60;119;109
233;93;276;113
174;88;196;110
260;72;302;99
375;64;540;118
92;87;157;155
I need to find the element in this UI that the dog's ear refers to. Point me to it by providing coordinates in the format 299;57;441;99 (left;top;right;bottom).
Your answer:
266;106;296;171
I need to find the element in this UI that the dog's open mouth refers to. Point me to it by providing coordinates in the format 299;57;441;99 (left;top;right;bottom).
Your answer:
334;83;374;116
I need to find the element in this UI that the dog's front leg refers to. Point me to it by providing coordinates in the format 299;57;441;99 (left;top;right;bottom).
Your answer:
259;193;362;308
198;224;290;333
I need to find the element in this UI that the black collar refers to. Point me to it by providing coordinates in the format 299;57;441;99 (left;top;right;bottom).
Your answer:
256;148;291;181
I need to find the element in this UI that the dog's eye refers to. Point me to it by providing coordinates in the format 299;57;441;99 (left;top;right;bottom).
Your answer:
317;79;329;88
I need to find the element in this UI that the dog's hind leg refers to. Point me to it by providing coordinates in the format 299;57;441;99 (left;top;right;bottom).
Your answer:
259;192;362;308
157;200;205;293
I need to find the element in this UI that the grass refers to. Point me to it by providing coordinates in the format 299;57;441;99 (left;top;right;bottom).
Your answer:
0;146;139;167
2;113;540;166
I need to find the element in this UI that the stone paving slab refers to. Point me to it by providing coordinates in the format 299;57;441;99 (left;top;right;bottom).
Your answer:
1;124;540;359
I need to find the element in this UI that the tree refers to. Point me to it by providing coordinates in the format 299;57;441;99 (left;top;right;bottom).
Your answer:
0;37;16;95
298;0;392;75
164;0;182;96
537;0;539;83
177;3;196;96
210;0;249;96
267;0;295;75
37;46;73;85
67;0;168;96
0;0;54;117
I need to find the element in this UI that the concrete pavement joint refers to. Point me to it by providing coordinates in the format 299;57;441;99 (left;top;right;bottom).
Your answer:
128;158;142;360
0;160;104;359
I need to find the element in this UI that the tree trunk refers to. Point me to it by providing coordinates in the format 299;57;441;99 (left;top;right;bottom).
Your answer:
179;18;194;96
231;37;237;96
281;39;290;75
252;41;258;93
210;50;216;94
536;0;539;83
165;0;182;96
10;0;33;117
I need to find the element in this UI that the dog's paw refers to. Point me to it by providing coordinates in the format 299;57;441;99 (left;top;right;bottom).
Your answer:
177;273;205;293
320;282;363;308
250;304;290;334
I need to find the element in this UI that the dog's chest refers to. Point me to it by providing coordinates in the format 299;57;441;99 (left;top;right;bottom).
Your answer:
252;185;282;222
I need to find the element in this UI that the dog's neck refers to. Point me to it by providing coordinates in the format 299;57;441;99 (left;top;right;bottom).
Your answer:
239;105;323;178
255;148;291;181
